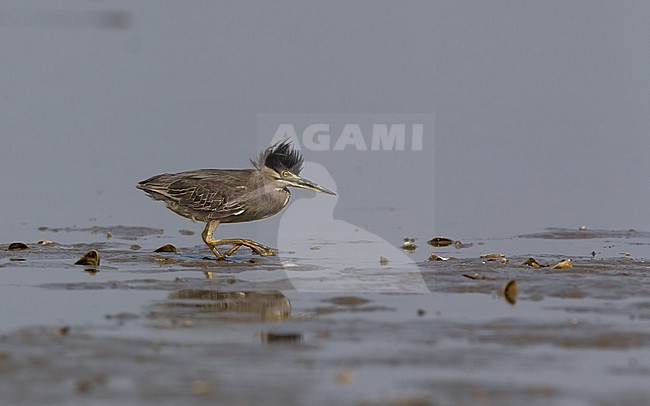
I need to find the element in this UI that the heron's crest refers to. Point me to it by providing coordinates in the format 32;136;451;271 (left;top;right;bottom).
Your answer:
253;140;303;175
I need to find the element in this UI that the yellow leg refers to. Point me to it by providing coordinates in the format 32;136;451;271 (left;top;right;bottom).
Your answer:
217;239;276;256
201;221;276;259
201;221;225;260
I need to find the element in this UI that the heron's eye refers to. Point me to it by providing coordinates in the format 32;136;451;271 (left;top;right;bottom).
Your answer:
281;170;290;178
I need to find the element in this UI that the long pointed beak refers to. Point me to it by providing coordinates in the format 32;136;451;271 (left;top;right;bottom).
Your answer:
287;176;336;195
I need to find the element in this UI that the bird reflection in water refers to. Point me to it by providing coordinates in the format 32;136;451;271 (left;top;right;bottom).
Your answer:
160;290;291;323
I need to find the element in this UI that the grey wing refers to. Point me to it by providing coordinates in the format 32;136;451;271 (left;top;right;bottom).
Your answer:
138;170;249;221
168;180;246;220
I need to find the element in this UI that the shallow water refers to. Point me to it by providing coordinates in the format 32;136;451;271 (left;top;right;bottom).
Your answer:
1;226;649;405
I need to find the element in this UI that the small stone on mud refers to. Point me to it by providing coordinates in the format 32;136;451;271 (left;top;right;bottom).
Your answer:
182;320;194;328
179;229;195;236
379;256;389;265
417;308;426;316
106;231;112;240
190;380;212;395
8;242;28;251
37;240;55;245
552;259;573;269
154;256;176;264
154;244;177;253
204;271;215;279
335;371;353;384
74;373;106;394
428;237;454;247
76;379;92;394
52;325;70;337
130;244;141;250
311;245;321;250
579;225;587;231
500;279;518;305
75;250;100;266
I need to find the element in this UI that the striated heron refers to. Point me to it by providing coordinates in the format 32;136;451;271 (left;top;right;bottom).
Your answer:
137;141;335;260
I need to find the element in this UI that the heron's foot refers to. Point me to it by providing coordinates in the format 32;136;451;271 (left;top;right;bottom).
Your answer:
205;244;226;261
216;239;277;257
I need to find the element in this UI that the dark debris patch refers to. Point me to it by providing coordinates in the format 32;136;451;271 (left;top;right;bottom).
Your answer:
518;228;650;240
261;331;302;344
38;225;164;239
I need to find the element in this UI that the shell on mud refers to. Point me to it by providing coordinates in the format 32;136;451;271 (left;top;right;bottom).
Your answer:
401;238;416;251
75;250;100;266
427;237;454;247
454;240;472;249
7;242;29;251
379;256;390;265
552;259;573;269
52;325;71;337
154;244;177;253
500;279;518;305
428;253;450;261
522;257;542;268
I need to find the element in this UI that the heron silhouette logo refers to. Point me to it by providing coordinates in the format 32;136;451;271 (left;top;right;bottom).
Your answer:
259;113;435;293
277;162;431;293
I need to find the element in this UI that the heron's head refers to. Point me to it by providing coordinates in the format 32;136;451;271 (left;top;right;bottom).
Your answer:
253;141;336;195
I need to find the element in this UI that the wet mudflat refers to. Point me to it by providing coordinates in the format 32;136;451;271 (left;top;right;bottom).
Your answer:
1;227;650;405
